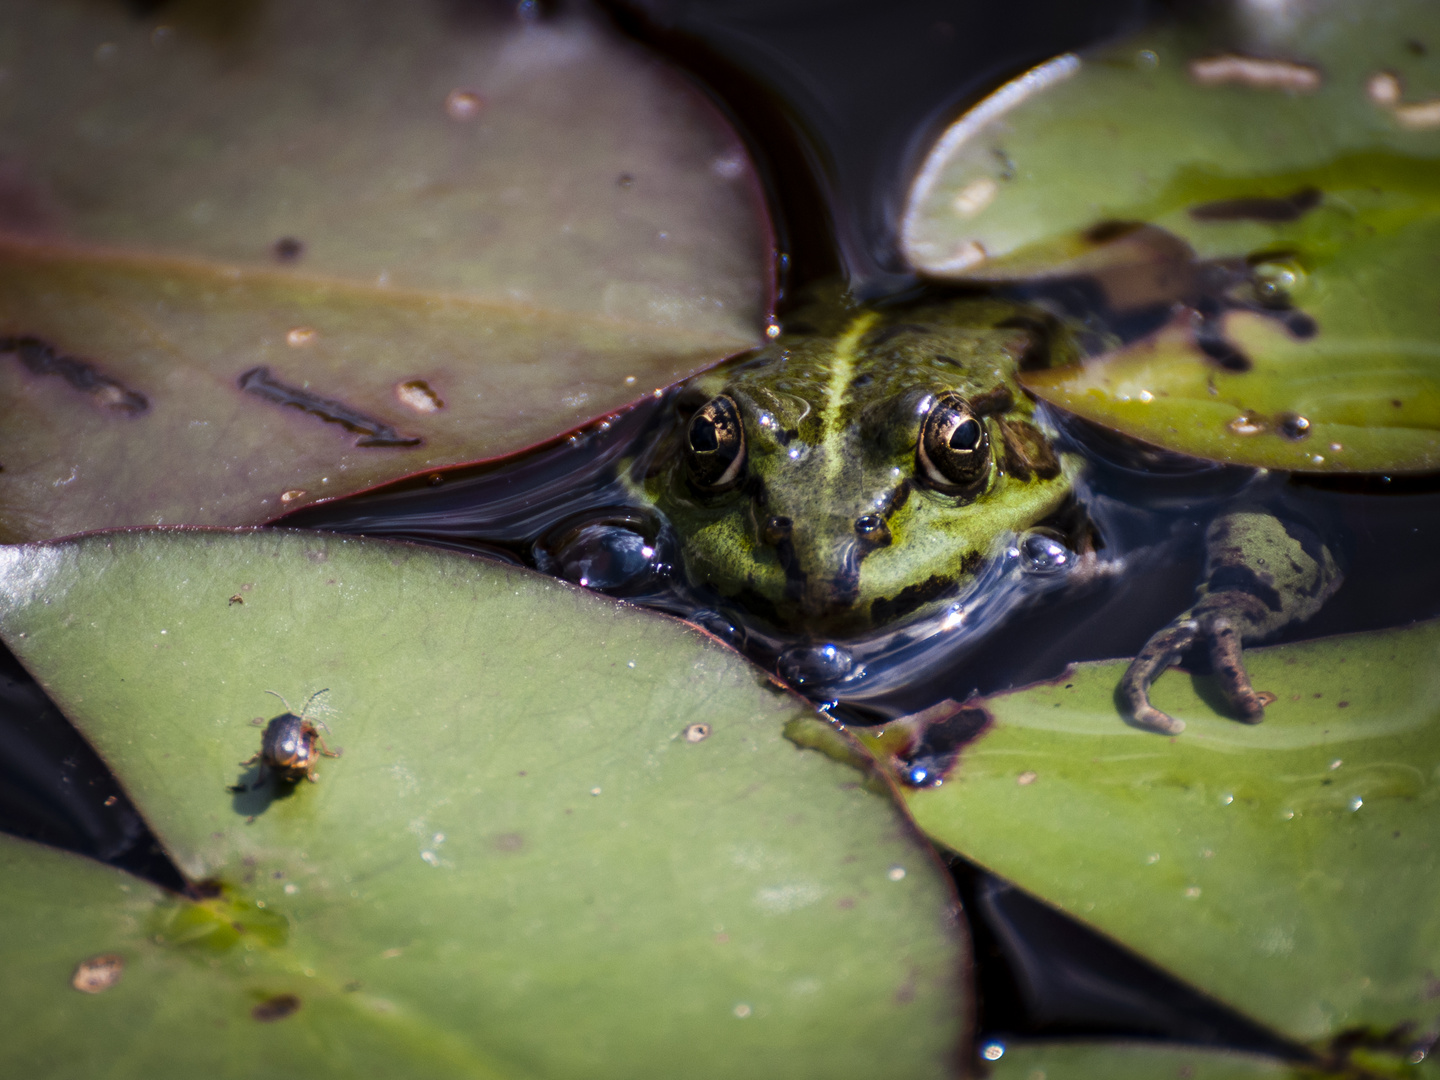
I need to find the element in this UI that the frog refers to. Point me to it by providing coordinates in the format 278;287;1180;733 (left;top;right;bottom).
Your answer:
636;291;1343;736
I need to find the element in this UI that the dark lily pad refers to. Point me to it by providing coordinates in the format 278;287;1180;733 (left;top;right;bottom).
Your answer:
0;0;771;541
986;1041;1302;1079
0;530;965;1077
901;1;1440;473
865;620;1440;1064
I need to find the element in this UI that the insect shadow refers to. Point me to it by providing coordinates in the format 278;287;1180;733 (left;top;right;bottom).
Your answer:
229;689;341;819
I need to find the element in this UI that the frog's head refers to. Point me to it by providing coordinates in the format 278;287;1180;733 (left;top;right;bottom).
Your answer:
643;301;1079;636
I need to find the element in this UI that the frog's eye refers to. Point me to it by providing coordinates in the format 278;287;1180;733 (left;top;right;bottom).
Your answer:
685;395;746;491
918;393;990;492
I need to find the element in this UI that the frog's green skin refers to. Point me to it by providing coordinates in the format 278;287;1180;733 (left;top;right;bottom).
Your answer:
640;297;1083;638
638;294;1343;733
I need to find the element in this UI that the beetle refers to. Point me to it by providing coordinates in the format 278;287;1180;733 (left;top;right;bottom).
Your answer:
238;689;341;787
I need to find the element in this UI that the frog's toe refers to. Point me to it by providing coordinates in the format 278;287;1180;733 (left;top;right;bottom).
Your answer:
1121;620;1199;735
1204;613;1270;724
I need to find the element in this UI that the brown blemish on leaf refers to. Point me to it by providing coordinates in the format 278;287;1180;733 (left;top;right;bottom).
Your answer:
395;379;444;413
251;993;301;1022
238;366;421;448
494;832;525;852
683;723;711;743
71;953;124;993
2;335;148;415
272;237;304;263
1189;187;1321;224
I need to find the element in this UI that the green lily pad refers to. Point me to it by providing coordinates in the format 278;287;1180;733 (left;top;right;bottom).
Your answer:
0;530;965;1078
0;0;770;541
870;620;1440;1060
985;1042;1306;1080
901;1;1440;473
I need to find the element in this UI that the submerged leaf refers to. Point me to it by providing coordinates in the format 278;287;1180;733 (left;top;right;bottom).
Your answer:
902;1;1440;472
881;620;1440;1057
0;531;965;1078
0;0;771;540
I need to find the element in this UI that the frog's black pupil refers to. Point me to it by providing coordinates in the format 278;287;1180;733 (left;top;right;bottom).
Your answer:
949;417;980;451
690;416;719;453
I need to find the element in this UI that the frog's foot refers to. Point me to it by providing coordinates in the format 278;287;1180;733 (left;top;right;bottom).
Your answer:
1120;608;1275;735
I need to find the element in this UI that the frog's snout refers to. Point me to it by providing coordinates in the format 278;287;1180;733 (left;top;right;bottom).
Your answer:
759;512;865;622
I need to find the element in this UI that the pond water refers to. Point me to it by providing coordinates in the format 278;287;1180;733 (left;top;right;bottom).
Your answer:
3;0;1440;1067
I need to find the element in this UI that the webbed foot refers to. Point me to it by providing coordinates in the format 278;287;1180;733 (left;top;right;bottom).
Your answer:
1121;611;1275;734
1121;508;1337;735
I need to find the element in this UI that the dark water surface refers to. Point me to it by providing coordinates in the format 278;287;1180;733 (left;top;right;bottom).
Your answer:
5;0;1440;1065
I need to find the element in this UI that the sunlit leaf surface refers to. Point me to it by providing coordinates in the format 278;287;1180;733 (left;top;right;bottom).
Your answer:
902;0;1440;472
0;0;770;540
0;531;964;1078
873;621;1440;1058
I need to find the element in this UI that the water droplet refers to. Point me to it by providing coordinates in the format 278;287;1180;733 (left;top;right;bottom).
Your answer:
904;764;930;786
1277;413;1311;440
1146;853;1160;864
687;610;744;646
980;1041;1005;1061
1221;793;1234;805
1019;532;1072;575
733;1003;752;1018
1349;796;1363;811
777;643;855;687
1281;809;1295;820
554;525;659;591
420;850;439;866
1368;70;1403;105
1017;771;1037;786
1329;759;1343;770
887;866;907;881
1227;413;1266;436
590;787;602;796
284;883;298;895
286;327;317;347
765;320;782;339
445;89;483;120
1184;886;1201;899
1136;49;1159;69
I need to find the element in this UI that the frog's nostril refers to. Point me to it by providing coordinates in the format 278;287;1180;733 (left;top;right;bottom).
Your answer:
762;515;792;546
855;514;891;547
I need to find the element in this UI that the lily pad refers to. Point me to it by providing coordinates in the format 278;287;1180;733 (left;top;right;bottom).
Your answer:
0;0;771;541
871;620;1440;1060
0;530;965;1078
986;1042;1303;1080
901;1;1440;473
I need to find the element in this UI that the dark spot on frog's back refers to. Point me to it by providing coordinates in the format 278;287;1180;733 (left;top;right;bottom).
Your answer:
2;335;148;415
870;572;962;625
238;367;421;448
864;323;930;349
997;418;1060;481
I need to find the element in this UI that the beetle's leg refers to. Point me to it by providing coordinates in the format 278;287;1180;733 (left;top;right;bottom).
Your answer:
239;752;261;767
1123;510;1339;735
313;731;342;759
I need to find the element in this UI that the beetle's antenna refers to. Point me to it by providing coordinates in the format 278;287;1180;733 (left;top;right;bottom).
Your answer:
263;689;294;714
300;688;331;721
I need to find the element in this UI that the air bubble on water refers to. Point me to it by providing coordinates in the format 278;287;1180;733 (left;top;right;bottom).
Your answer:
556;525;657;590
777;643;855;686
1019;532;1072;575
980;1041;1005;1061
